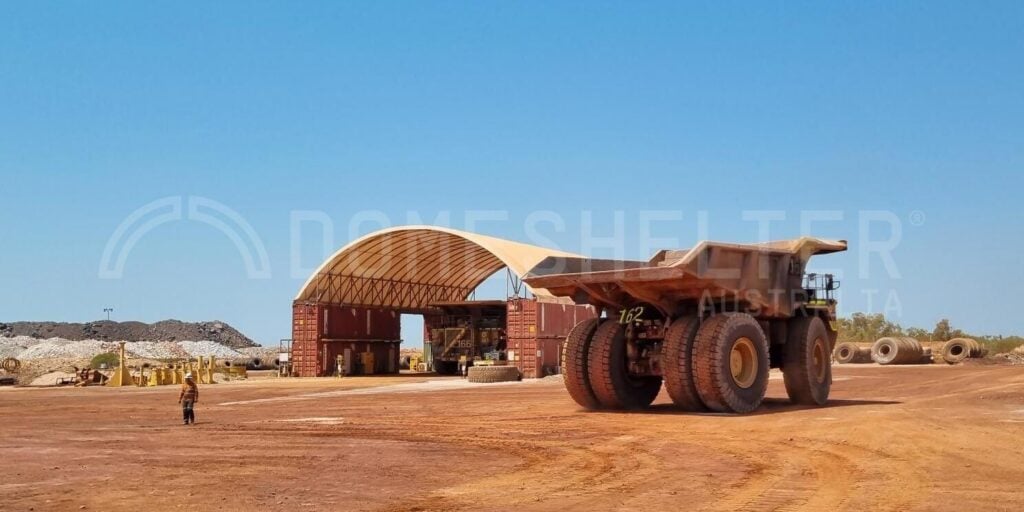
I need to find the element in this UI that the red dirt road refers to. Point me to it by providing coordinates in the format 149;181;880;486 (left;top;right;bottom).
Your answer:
2;365;1023;511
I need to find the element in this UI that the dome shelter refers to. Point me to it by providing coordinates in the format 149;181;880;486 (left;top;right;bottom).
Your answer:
291;226;596;377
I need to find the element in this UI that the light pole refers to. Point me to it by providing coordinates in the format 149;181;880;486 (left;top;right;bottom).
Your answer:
104;308;114;321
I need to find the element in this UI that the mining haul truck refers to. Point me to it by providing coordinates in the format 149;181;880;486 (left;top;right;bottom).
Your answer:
522;237;847;414
425;300;507;375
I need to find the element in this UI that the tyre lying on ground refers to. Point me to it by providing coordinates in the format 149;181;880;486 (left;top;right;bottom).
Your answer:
941;338;985;364
872;337;925;365
834;342;872;364
466;365;521;383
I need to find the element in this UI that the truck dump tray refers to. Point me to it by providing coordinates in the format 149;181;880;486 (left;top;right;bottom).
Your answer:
523;237;847;318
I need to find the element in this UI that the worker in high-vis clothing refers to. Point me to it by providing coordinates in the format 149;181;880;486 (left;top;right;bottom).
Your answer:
178;373;199;425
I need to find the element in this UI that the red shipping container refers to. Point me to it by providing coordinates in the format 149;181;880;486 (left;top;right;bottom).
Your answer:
291;303;322;377
506;298;596;378
292;302;402;377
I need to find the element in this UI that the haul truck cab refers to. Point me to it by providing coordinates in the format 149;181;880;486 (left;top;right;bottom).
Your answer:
523;237;847;414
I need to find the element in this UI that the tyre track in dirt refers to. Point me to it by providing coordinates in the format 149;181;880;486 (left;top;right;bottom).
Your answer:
7;365;1024;512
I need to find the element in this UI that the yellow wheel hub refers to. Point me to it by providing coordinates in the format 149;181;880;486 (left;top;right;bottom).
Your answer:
813;337;827;383
730;337;757;389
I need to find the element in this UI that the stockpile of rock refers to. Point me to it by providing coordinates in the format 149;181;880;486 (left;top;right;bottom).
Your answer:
0;337;249;361
0;319;256;349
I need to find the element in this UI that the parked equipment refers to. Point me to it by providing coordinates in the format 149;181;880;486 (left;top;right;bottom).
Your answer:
425;301;508;375
106;342;134;387
523;237;847;414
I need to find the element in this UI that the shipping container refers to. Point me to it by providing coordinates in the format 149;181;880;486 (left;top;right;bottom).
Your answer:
294;298;594;378
506;298;597;378
323;305;400;341
291;303;321;377
291;302;402;377
322;340;400;376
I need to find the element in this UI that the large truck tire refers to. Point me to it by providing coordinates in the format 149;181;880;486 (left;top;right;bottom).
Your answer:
587;320;662;410
692;313;770;414
872;337;924;365
662;315;706;411
433;360;459;375
783;316;832;406
942;338;980;364
833;342;860;364
467;365;521;383
561;318;603;409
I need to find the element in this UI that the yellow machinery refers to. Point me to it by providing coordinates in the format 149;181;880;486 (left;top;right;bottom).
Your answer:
198;356;216;385
106;342;135;387
225;366;248;379
108;352;236;388
408;355;422;373
147;368;162;387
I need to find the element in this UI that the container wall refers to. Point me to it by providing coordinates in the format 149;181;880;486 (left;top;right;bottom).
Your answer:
323;305;401;341
506;298;597;378
292;302;402;377
322;340;401;376
508;336;567;378
291;303;323;377
506;298;597;339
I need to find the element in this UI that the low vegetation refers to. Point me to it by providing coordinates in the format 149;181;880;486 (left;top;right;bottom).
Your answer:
89;352;119;369
836;314;1024;353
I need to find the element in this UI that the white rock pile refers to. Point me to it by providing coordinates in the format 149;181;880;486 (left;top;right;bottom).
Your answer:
0;336;247;361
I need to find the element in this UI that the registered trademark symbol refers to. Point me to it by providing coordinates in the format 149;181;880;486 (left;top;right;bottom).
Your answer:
908;210;926;227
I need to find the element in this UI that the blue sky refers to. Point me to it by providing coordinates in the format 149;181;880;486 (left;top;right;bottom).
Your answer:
1;1;1022;345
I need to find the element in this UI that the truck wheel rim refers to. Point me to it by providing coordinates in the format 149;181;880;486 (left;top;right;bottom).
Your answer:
730;337;757;389
813;337;827;382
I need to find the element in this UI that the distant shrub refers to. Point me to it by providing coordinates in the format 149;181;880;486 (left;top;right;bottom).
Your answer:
981;337;1024;355
90;352;120;369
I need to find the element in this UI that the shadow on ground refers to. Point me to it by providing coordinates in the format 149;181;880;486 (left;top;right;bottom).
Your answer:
586;398;900;417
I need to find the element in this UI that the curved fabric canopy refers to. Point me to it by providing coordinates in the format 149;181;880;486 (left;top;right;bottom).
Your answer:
294;226;582;311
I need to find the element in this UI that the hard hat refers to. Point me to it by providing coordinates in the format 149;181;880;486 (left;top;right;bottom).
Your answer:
185;372;193;380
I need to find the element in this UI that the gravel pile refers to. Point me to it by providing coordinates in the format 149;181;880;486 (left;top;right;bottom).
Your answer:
177;340;243;359
18;339;117;359
0;337;248;361
0;336;37;359
0;319;256;348
124;341;189;360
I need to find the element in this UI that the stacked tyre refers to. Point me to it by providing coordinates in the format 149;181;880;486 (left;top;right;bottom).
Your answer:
466;365;521;383
871;337;925;365
941;338;985;364
833;342;872;364
561;313;833;414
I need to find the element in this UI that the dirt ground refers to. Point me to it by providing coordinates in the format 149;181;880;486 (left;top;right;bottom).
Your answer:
2;365;1023;512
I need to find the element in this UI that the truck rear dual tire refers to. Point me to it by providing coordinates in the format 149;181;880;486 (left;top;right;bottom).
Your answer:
692;314;770;413
587;320;663;409
783;316;832;406
562;318;603;409
467;365;521;383
663;316;706;411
